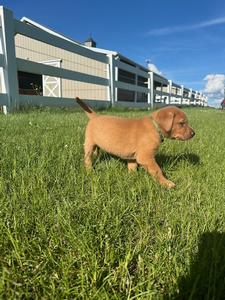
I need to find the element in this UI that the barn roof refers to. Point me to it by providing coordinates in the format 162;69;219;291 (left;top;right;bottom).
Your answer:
21;17;174;83
21;17;83;46
20;17;152;73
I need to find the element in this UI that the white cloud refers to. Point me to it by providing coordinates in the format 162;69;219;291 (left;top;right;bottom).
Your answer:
202;74;225;107
147;17;225;36
147;63;162;75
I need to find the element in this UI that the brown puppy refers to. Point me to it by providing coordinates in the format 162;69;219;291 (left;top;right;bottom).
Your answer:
75;97;195;188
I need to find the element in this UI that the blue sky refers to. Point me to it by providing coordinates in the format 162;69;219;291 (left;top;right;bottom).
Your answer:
3;0;225;107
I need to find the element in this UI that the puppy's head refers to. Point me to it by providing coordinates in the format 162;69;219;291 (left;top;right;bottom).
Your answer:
151;106;195;141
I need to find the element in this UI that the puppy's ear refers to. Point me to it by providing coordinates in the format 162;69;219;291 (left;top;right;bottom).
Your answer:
156;110;175;133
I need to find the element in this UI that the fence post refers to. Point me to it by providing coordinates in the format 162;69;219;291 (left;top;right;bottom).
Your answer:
148;71;153;110
180;85;184;105
188;89;192;105
168;80;172;105
0;6;19;113
108;54;116;107
199;92;203;106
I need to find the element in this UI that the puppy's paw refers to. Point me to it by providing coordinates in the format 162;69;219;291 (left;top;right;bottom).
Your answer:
163;180;175;188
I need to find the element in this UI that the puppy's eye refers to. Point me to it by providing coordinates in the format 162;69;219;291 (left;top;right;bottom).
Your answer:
180;122;186;126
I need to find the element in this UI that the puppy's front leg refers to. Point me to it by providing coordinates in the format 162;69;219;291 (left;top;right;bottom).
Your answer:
137;156;175;188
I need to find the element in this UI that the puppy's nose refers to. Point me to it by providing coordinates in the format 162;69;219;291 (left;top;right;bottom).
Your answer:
190;131;195;137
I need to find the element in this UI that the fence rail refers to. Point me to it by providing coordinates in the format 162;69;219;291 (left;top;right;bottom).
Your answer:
0;6;207;113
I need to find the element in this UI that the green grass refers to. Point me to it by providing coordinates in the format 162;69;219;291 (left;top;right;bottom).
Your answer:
0;106;225;299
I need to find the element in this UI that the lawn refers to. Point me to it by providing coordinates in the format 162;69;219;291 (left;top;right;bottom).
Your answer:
0;106;225;299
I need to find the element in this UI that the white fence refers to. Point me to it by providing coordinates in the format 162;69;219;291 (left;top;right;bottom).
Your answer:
0;6;208;113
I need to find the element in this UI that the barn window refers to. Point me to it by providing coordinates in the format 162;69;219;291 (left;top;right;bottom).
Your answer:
137;75;147;87
118;69;135;85
137;92;147;102
118;89;134;102
18;71;42;95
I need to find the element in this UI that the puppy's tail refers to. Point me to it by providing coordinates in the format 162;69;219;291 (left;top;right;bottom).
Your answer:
75;97;98;120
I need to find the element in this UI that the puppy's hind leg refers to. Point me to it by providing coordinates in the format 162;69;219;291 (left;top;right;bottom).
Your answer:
84;141;97;169
127;159;137;171
92;145;99;158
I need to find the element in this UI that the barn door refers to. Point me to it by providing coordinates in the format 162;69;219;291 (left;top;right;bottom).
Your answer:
41;60;61;97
